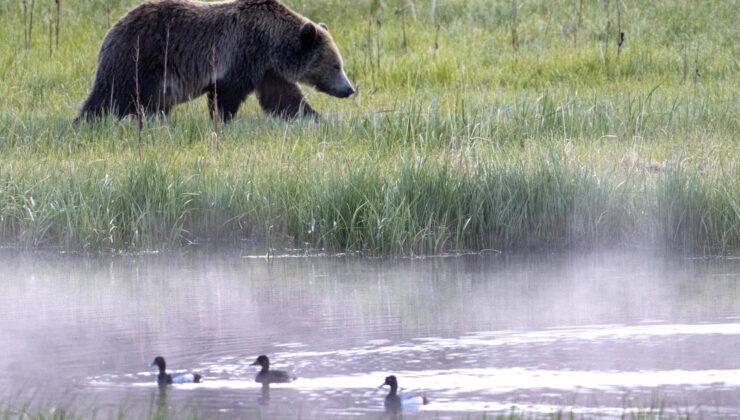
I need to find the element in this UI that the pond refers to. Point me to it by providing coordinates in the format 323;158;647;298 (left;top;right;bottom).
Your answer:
1;249;740;418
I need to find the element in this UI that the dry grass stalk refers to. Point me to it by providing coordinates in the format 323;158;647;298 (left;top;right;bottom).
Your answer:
365;18;373;84
28;0;35;49
603;0;611;72
574;0;583;47
21;0;31;49
54;0;60;47
511;0;519;51
48;15;52;57
161;23;170;116
375;18;381;72
434;23;440;54
210;43;221;150
134;35;143;158
398;2;408;51
616;0;624;57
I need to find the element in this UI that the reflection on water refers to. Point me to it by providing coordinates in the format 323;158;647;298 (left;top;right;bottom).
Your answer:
1;249;740;417
259;383;271;406
153;384;170;418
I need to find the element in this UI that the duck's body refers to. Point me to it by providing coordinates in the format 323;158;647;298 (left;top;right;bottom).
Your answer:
250;355;297;384
151;356;202;385
382;375;429;414
160;372;201;385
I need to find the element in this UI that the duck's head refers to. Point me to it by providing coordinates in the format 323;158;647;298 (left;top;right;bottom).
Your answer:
250;355;270;369
151;356;166;371
382;375;398;388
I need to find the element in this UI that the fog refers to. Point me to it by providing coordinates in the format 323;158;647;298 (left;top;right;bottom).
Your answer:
1;249;739;417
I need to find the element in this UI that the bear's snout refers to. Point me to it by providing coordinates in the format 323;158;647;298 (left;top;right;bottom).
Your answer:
329;75;355;98
334;84;355;98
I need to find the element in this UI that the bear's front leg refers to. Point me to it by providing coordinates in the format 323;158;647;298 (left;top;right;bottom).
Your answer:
206;80;253;122
256;71;318;119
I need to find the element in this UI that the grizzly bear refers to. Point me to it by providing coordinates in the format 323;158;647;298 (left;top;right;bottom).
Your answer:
76;0;354;122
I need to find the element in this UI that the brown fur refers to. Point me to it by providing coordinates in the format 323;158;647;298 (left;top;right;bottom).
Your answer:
76;0;353;122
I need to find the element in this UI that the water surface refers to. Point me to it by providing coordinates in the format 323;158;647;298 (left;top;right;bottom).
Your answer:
1;249;740;418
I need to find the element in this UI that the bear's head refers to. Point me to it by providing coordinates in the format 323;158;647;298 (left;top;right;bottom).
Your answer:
296;22;355;99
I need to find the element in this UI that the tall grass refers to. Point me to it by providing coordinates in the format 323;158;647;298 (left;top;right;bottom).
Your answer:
0;0;737;254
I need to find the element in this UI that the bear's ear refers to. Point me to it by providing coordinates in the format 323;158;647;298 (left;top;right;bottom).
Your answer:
300;22;318;50
319;22;328;31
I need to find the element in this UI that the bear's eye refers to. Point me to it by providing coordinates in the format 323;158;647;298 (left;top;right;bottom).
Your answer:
333;65;341;71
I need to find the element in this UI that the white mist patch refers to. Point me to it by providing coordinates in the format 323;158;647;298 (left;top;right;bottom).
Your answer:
281;322;740;362
289;368;740;395
429;400;629;416
460;322;740;345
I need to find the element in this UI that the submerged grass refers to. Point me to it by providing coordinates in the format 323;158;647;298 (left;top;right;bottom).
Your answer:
0;0;737;254
0;404;699;420
0;405;198;420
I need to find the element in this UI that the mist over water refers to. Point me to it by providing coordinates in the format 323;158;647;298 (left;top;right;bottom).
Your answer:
1;249;740;418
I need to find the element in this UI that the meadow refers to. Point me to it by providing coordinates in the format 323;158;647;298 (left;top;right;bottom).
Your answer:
0;0;737;254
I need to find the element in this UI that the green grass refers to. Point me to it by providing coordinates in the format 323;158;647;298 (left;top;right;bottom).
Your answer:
0;0;737;254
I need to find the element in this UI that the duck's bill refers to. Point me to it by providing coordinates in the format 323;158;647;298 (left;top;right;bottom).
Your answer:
250;361;259;366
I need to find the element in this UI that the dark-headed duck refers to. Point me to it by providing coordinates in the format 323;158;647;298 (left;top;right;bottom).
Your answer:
150;356;202;385
250;355;296;383
382;375;429;413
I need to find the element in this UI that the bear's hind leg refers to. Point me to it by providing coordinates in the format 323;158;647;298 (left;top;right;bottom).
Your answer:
76;79;131;122
76;92;106;123
85;78;150;120
256;71;317;119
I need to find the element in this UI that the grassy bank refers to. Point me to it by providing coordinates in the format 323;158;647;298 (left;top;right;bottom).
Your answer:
0;0;737;254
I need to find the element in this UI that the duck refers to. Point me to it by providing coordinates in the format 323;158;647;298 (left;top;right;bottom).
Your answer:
150;356;202;385
250;355;297;383
381;375;429;414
